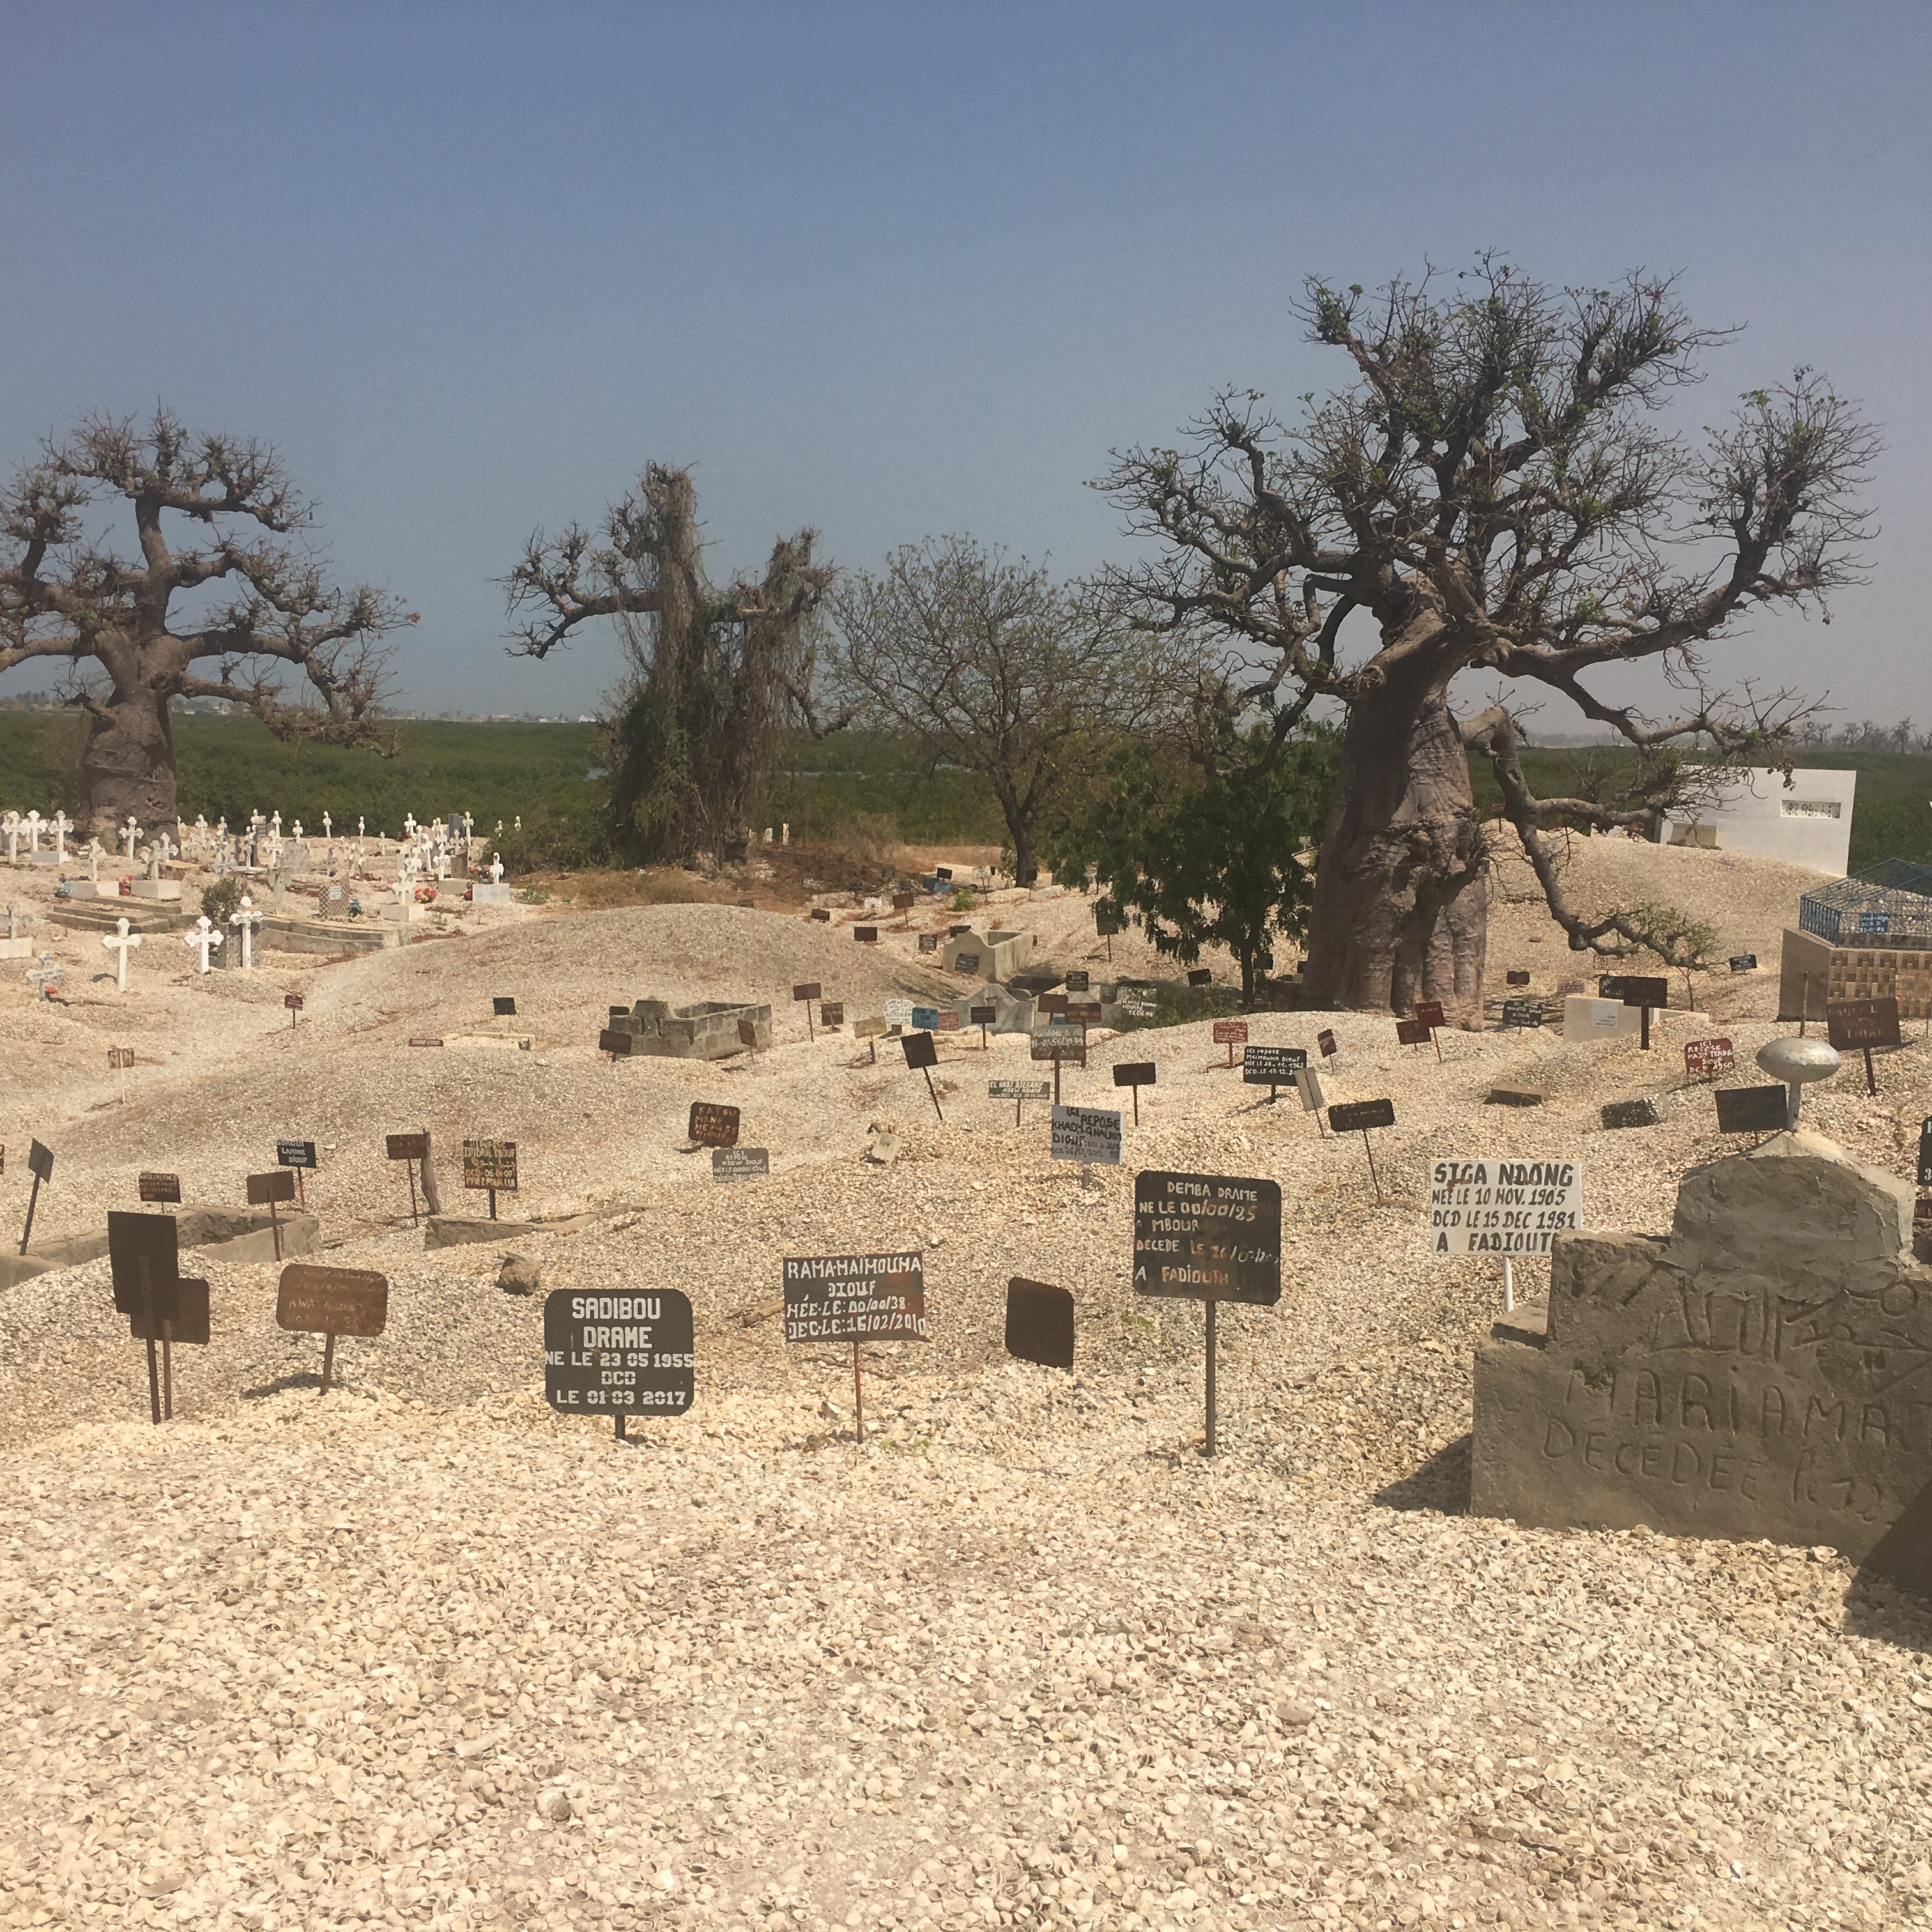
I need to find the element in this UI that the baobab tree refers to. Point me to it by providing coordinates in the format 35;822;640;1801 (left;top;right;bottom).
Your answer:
507;463;836;862
0;410;413;838
1098;261;1877;1018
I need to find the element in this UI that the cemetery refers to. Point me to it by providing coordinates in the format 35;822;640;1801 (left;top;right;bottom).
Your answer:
3;813;1931;1932
3;64;1928;1929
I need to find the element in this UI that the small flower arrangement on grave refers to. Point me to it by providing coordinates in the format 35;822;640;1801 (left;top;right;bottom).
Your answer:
413;884;438;903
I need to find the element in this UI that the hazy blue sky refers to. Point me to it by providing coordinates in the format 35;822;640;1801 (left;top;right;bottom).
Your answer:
3;3;1926;730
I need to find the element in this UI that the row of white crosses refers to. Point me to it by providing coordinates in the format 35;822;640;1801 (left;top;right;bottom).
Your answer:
3;809;75;862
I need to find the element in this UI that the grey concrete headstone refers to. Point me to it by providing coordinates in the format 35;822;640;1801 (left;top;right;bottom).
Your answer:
1600;1096;1666;1130
1472;1129;1932;1593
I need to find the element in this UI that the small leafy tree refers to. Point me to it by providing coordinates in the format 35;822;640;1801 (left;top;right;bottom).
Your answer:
1047;717;1337;1005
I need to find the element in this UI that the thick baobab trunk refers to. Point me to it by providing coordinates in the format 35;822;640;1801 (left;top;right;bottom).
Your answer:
1302;677;1487;1021
79;682;178;845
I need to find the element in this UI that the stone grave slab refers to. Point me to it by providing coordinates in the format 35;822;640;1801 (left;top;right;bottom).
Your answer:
1472;1129;1932;1592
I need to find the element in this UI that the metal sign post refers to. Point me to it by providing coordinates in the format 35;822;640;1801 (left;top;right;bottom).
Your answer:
19;1138;53;1254
1328;1100;1397;1203
1133;1173;1282;1457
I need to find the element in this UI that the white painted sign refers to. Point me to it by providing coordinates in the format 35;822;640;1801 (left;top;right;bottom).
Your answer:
1049;1105;1123;1165
883;997;915;1027
1427;1158;1583;1256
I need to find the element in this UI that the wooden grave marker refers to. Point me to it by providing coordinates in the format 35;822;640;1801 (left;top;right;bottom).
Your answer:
1715;1084;1790;1136
544;1287;694;1441
990;1077;1051;1126
19;1138;53;1253
1427;1156;1583;1310
900;1029;944;1120
1683;1037;1736;1082
1241;1043;1306;1100
277;1138;318;1208
793;981;822;1041
109;1209;187;1422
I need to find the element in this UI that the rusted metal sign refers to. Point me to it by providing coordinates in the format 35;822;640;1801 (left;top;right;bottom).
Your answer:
1413;999;1446;1029
277;1264;390;1337
109;1211;180;1319
687;1102;740;1147
385;1132;428;1162
793;982;822;1002
900;1031;938;1070
782;1253;928;1342
1329;1098;1396;1133
493;996;518;1016
137;1171;181;1204
599;1027;636;1055
1005;1276;1075;1370
1211;1020;1249;1045
1395;1018;1432;1046
247;1169;297;1206
463;1139;519;1190
820;1001;845;1027
107;1046;135;1070
1683;1037;1736;1080
1827;997;1902;1051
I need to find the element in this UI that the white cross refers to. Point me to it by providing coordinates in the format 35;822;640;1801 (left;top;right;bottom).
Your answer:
1;813;17;862
403;812;417;838
150;831;176;877
514;816;522;831
49;811;72;859
292;818;303;841
229;894;264;969
270;811;282;835
123;816;141;859
358;816;365;837
216;816;227;840
102;917;142;991
27;953;63;999
183;916;224;973
195;815;208;839
321;812;332;839
463;812;473;839
23;810;43;855
6;901;27;944
84;839;102;882
488;854;505;885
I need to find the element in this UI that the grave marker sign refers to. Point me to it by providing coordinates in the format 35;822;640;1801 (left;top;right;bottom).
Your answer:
990;1076;1051;1125
687;1102;740;1148
1211;1018;1248;1068
1501;997;1544;1030
781;1252;927;1441
137;1171;181;1204
277;1262;388;1395
1050;1104;1123;1167
463;1138;518;1220
108;1209;183;1422
1683;1037;1736;1082
385;1131;430;1223
544;1288;694;1440
1133;1171;1283;1454
1005;1276;1075;1370
1112;1059;1156;1124
1428;1156;1583;1308
820;1000;845;1028
1241;1044;1307;1099
1827;997;1902;1097
1328;1098;1397;1199
712;1147;770;1183
1715;1085;1791;1134
493;996;517;1016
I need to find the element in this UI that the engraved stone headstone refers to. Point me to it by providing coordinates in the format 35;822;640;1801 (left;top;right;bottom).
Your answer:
1473;1130;1932;1592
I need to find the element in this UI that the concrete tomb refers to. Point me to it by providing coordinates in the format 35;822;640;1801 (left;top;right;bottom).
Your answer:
1473;1129;1932;1593
607;997;774;1059
939;926;1038;980
1655;765;1857;875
